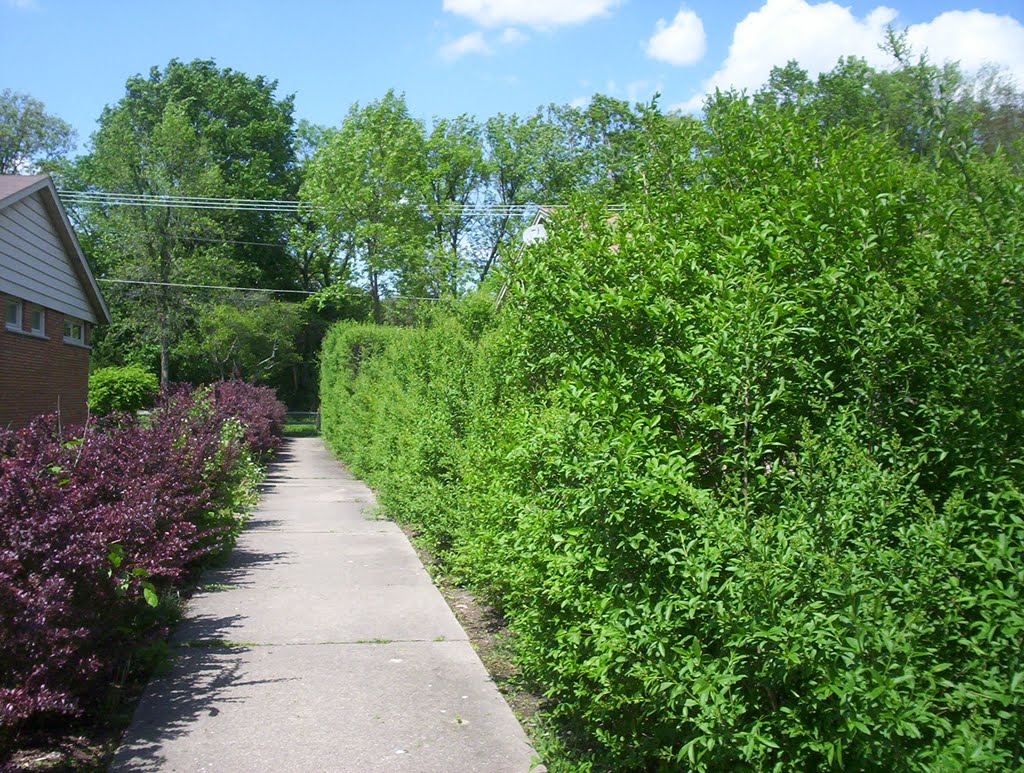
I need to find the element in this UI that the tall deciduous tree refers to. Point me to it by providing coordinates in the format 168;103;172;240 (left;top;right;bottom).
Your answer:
756;36;1024;170
184;298;303;383
289;120;350;292
79;59;299;286
548;95;647;196
76;101;230;386
301;90;430;321
424;115;487;295
68;59;300;384
0;89;76;174
477;112;550;282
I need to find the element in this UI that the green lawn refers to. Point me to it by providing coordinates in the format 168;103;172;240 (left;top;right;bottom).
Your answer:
283;414;318;437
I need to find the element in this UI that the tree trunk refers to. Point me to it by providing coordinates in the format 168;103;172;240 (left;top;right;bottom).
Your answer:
370;270;382;323
158;308;170;387
478;214;510;284
158;218;173;387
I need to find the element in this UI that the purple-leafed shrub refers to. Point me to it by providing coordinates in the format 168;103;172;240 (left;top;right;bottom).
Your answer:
0;381;272;735
0;414;197;727
209;380;286;457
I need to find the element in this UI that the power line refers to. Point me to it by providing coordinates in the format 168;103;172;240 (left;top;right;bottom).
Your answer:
99;278;313;294
107;231;290;249
58;189;611;217
96;277;446;302
63;190;305;214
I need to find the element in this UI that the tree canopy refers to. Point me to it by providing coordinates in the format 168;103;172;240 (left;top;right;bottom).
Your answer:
15;42;1020;411
67;59;299;387
0;89;76;174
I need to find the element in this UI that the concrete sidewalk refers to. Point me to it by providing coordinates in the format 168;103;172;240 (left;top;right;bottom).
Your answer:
110;438;537;772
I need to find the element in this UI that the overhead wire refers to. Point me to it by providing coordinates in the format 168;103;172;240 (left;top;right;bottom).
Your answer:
104;231;291;249
96;277;446;301
69;189;621;301
60;189;553;217
98;278;314;294
58;189;623;217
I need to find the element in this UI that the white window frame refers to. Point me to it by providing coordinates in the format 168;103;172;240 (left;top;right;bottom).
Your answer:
5;300;22;331
29;307;45;336
63;317;85;345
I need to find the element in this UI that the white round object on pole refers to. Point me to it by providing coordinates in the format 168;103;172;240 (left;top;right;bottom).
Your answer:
522;223;548;245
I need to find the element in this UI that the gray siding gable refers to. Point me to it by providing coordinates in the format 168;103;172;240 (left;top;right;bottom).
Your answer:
0;190;97;323
0;174;110;325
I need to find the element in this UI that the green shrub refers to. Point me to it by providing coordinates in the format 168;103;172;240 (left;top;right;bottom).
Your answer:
88;366;159;416
319;84;1024;771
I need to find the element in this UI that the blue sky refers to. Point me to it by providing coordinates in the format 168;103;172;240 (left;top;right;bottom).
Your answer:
3;0;1023;153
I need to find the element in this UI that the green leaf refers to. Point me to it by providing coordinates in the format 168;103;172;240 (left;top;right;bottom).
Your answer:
107;544;124;569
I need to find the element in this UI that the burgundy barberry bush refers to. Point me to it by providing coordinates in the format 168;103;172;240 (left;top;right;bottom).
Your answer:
209;380;286;457
0;381;283;733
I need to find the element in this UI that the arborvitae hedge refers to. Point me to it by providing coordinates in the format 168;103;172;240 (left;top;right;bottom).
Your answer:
319;90;1023;770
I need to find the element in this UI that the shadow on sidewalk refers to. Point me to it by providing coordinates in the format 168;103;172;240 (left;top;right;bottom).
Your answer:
111;541;295;770
111;626;299;772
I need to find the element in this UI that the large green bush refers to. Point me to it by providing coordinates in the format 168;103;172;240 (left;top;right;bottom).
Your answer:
88;365;159;416
320;82;1024;770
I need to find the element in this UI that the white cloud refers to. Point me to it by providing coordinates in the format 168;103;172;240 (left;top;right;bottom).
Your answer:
440;31;491;61
602;79;663;105
5;0;38;8
500;27;528;44
438;26;530;61
626;79;662;103
646;6;706;66
679;0;895;110
442;0;621;28
907;10;1024;86
570;96;591;108
678;0;1024;112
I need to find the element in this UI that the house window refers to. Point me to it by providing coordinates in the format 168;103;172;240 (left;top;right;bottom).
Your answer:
30;308;45;335
5;300;22;331
63;317;85;345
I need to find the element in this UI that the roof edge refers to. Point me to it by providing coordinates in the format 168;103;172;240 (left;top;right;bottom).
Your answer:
0;175;51;211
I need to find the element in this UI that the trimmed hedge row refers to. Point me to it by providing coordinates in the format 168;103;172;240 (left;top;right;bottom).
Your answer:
0;381;285;741
320;91;1024;770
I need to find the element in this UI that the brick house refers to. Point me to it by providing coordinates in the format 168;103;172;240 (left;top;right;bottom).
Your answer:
1;174;111;429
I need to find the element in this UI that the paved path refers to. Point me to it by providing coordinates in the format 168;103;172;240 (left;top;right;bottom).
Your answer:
110;438;537;772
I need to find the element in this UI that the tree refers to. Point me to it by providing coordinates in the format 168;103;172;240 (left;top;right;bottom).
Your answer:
301;90;430;322
76;100;230;386
79;59;299;287
576;95;647;195
0;89;75;174
67;59;300;385
288;121;350;293
424;115;488;295
185;298;302;383
477;112;550;282
957;64;1024;170
474;103;641;283
756;39;1023;171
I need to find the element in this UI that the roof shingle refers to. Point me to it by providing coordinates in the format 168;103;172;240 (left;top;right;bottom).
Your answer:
0;174;48;204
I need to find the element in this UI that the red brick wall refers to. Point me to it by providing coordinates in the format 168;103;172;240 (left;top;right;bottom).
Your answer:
0;292;92;430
